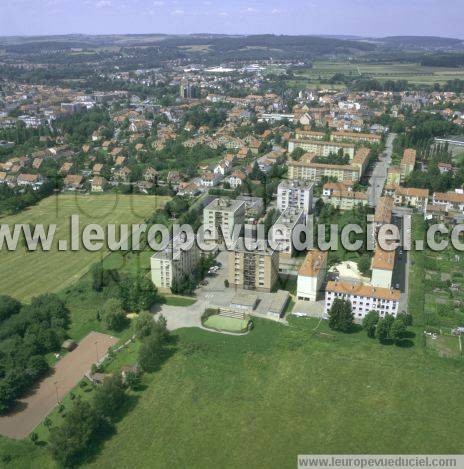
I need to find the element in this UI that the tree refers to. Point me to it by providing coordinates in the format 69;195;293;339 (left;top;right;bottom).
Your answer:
362;310;379;338
134;312;154;339
397;312;413;326
390;318;407;345
138;333;164;372
30;432;38;445
376;318;391;343
49;399;102;467
93;375;126;421
91;263;119;292
119;275;158;312
357;255;371;276
0;295;21;322
328;299;354;332
101;298;127;331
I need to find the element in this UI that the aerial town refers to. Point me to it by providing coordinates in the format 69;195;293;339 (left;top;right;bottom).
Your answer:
0;30;464;468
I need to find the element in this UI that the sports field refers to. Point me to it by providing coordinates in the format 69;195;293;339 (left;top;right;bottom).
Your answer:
0;194;168;301
203;315;249;333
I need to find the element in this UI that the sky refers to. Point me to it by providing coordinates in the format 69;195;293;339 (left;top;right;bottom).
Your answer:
0;0;463;38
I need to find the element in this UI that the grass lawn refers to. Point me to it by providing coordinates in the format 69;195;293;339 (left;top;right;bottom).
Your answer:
0;194;169;302
161;295;197;307
203;315;249;333
3;317;464;467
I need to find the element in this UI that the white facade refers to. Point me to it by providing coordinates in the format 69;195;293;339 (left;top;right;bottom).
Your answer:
150;236;200;292
324;281;400;321
203;198;246;244
297;250;328;302
277;179;314;215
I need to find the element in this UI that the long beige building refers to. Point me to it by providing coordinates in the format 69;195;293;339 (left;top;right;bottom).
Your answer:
228;237;279;292
288;148;370;183
322;181;368;210
288;139;356;159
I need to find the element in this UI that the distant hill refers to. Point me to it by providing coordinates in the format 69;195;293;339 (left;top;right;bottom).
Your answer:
378;36;464;50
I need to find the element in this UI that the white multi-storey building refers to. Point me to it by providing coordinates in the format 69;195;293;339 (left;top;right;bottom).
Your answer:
297;250;328;301
203;197;246;245
271;207;305;259
150;236;200;293
277;179;314;215
324;281;400;320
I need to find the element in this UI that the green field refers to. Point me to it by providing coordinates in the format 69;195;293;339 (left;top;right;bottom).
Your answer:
2;317;464;467
0;194;169;301
290;60;464;87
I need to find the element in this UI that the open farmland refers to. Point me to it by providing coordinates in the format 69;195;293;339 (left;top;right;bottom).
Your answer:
290;61;464;87
0;194;168;301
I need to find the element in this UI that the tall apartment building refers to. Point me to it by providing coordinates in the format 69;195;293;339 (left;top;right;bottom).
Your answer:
288;139;356;159
150;236;200;293
271;207;305;259
179;81;199;99
400;148;416;182
297;250;328;301
228;237;279;292
277;179;314;214
324;281;400;320
203;197;246;245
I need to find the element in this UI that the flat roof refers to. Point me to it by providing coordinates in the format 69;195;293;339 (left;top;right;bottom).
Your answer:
204;197;245;213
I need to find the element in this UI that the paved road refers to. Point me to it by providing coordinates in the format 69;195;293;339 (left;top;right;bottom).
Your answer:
367;133;396;207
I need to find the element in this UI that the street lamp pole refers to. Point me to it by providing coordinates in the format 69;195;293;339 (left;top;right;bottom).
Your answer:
54;381;59;404
95;341;99;363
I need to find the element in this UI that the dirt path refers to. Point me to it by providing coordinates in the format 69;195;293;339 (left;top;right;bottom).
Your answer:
0;331;118;440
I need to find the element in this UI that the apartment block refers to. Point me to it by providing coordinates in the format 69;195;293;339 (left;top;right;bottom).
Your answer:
322;181;368;210
294;129;381;145
203;197;246;244
324;281;401;320
400;148;416;182
150;236;200;293
287;148;370;184
371;246;395;289
228;237;279;292
431;191;464;214
288;139;356;159
277;179;314;214
297;250;328;301
271;207;305;259
383;185;429;212
373;196;394;242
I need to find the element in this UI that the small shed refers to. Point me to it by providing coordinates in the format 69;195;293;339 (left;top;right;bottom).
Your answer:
268;290;290;319
230;292;258;314
61;339;77;352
